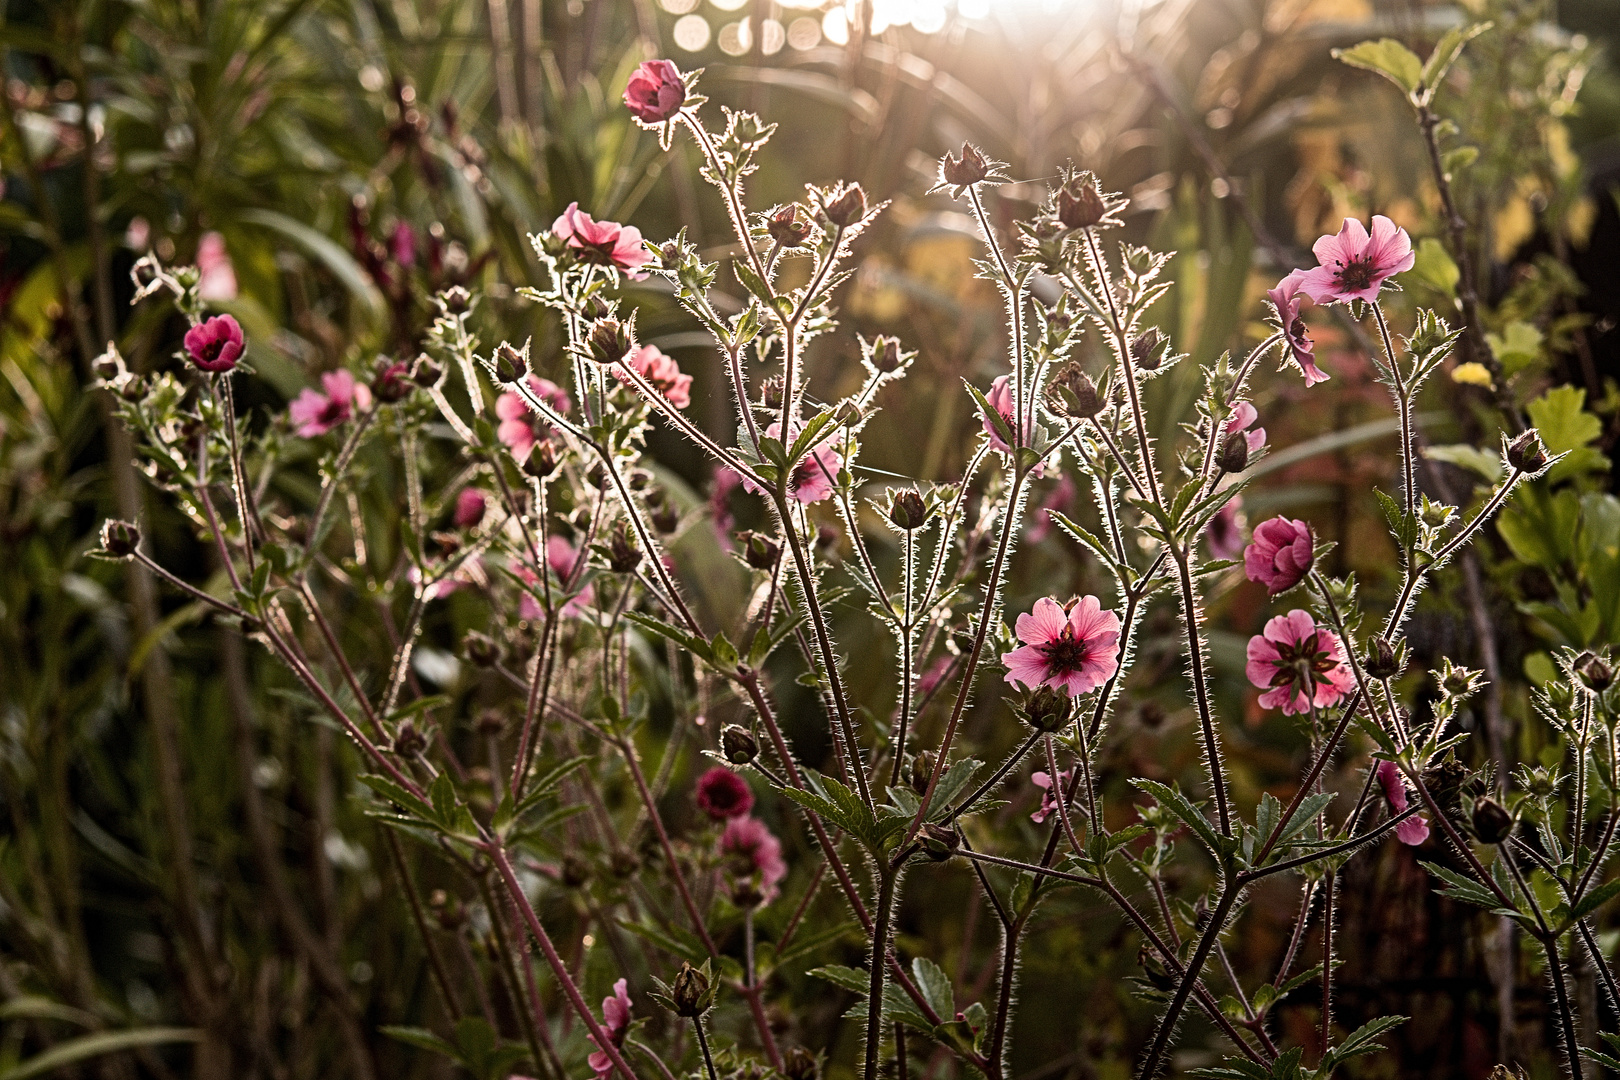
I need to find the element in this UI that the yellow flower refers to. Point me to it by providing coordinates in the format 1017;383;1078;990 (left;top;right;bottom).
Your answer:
1451;362;1494;388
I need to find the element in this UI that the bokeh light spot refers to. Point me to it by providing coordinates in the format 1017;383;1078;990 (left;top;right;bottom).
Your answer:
658;0;699;12
673;14;712;51
787;16;821;49
718;18;753;55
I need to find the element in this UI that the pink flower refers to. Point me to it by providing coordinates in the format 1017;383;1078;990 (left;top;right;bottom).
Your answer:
1266;271;1329;387
1204;497;1247;562
979;375;1044;476
710;467;740;549
741;421;844;505
616;345;693;409
1375;761;1431;846
1243;516;1315;595
519;535;593;619
694;766;754;820
196;231;238;301
289;370;371;437
496;376;572;458
551;203;651;279
1225;402;1266;457
917;655;954;699
1002;596;1122;697
1245;610;1356;715
390;222;417;268
183;314;244;373
454;488;487;528
1296;215;1415;306
1030;769;1074;824
721;816;787;904
587;978;632;1080
623;60;686;124
1026;473;1076;544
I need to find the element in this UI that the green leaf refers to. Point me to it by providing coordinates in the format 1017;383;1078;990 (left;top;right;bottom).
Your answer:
1276;792;1337;848
625;611;713;663
1423;443;1502;484
1568;876;1620;924
911;957;955;1019
1321;1014;1408;1069
1486;321;1543;376
1418;860;1503;911
1333;38;1423;95
808;964;870;993
1405;238;1459;296
1134;778;1224;859
0;1028;201;1080
1526;385;1606;482
239;208;387;326
1373;487;1417;553
1421;21;1492;91
358;774;437;823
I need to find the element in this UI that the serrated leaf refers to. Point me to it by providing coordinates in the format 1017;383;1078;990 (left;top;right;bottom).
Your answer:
1567;876;1620;924
1134;778;1224;858
808;964;870;993
625;611;713;663
1334;38;1423;95
1276;792;1337;848
911;957;955;1019
1373;487;1417;553
1419;860;1503;911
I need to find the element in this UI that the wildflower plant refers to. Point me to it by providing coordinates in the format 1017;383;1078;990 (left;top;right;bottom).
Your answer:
90;43;1619;1080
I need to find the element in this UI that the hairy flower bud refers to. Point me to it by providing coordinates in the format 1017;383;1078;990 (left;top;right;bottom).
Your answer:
1022;685;1075;732
1130;328;1163;370
587;319;634;365
940;142;990;189
607;523;643;574
737;530;780;570
561;855;592;888
439;286;472;315
463;630;501;668
1217;430;1250;474
721;725;759;764
610;849;640;878
1471;797;1514;844
670;962;713;1017
651;501;680;534
1056;172;1107;230
1365;636;1402;680
100;519;141;559
585;295;612;321
411;353;443;387
493;341;528;383
782;1047;820;1080
823;183;867;228
1505;429;1549;474
768;204;812;248
760;375;785;410
887;489;929;531
372;358;413;403
1051;365;1102;419
392;719;426;758
1577;651;1614;692
910;751;935;796
524;440;560;478
870;335;904;373
1422;757;1469;816
920;823;960;861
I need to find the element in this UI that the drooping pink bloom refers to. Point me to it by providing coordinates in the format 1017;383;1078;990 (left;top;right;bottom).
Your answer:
1026;473;1076;544
616;344;693;409
741;421;844;505
196;231;238;301
623;60;687;124
1245;609;1356;715
694;766;754;820
1225;402;1266;457
1296;215;1415;306
453;488;487;528
1266;271;1329;387
183;314;245;373
496;376;572;458
390;222;417;268
551;203;651;279
587;978;632;1080
289;370;372;436
1375;761;1431;846
979;375;1044;476
721;816;787;904
1030;769;1074;824
1243;516;1315;594
1204;496;1247;562
710;467;741;549
519;535;593;619
1002;596;1122;697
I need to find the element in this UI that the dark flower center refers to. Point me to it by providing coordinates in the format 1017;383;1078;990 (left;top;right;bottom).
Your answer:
200;338;226;363
1332;255;1377;293
1266;633;1341;689
1039;630;1090;674
316;398;346;426
1288;317;1311;349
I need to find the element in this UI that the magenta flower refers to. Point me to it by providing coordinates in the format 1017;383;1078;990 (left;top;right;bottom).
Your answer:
1026;473;1077;544
616;344;693;409
710;467;741;549
1266;271;1329;387
1030;769;1074;824
390;222;417;268
741;421;844;505
496;376;572;458
1204;496;1247;562
721;816;787;904
551;203;651;279
195;231;238;302
1002;596;1122;697
1375;761;1431;846
519;535;593;619
1244;516;1314;594
1225;402;1266;457
1296;215;1415;306
183;314;245;373
288;370;372;437
587;978;632;1080
979;375;1044;476
1245;610;1356;715
694;766;754;820
453;488;487;529
623;60;686;125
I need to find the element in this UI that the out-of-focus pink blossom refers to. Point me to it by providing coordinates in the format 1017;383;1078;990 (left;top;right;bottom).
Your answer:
1245;610;1356;716
454;488;487;528
126;216;151;251
721;816;787;904
519;535;593;620
1267;271;1329;386
289;370;371;437
390;222;417;268
587;978;632;1080
1376;761;1431;846
710;467;740;549
741;421;844;505
623;60;686;124
184;314;244;373
694;767;754;820
616;345;693;409
551;203;650;279
196;231;238;301
496;376;572;458
1026;473;1076;544
1030;769;1075;824
1002;596;1121;697
1296;215;1415;305
1243;517;1315;595
1205;497;1247;562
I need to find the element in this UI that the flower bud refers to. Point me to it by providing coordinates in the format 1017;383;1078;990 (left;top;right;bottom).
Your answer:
493;341;528;383
1051;365;1102;418
1217;431;1250;474
939;142;990;189
823;183;867;228
1577;651;1614;692
651;502;680;534
392;719;427;758
610;849;641;878
768;205;812;248
607;522;643;574
1056;172;1107;230
782;1047;819;1080
660;241;683;266
737;530;780;570
1505;429;1549;474
1130;328;1163;370
760;375;785;410
887;490;929;531
1422;757;1469;816
1471;797;1514;844
524;440;559;478
100;519;141;559
1138;944;1176;992
1022;685;1075;732
920;823;960;861
372;358;413;403
439;286;472;315
870;335;904;373
670;962;713;1017
463;630;501;668
474;708;507;736
721;725;759;764
561;855;592;888
587;318;634;365
585;295;611;320
1365;636;1402;679
411;353;443;387
93;351;123;381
